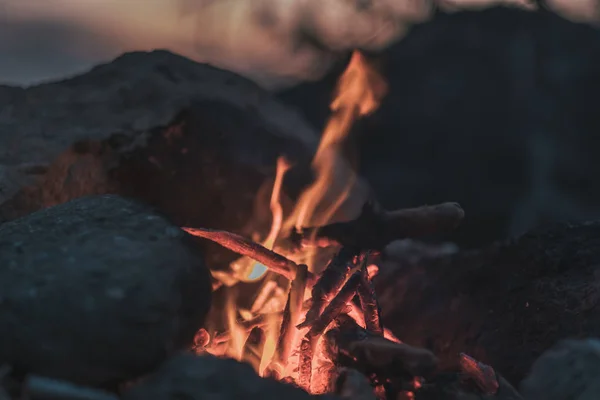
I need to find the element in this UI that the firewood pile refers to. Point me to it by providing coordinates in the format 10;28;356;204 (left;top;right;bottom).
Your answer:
183;200;465;398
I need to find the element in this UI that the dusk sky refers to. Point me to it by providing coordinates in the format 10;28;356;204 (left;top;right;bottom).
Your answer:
0;0;198;85
1;0;597;87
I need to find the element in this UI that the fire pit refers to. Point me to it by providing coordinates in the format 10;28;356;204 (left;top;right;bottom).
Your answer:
176;51;501;400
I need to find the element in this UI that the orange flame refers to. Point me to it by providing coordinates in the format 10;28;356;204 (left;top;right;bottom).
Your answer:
210;51;387;389
285;51;387;236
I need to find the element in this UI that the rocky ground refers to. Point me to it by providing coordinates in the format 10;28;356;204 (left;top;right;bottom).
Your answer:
1;6;600;400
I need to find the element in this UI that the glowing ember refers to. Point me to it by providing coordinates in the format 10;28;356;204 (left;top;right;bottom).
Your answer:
194;50;389;394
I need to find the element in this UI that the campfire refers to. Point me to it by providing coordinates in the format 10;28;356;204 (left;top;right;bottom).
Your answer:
178;52;496;399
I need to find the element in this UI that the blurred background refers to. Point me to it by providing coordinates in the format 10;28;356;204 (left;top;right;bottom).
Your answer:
2;0;600;248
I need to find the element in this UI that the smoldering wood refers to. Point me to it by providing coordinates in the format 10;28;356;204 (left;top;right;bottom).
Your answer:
374;221;600;384
0;195;212;387
299;247;359;329
356;251;383;335
325;315;438;379
458;353;499;395
293;201;464;250
307;272;362;337
298;337;314;392
23;375;119;400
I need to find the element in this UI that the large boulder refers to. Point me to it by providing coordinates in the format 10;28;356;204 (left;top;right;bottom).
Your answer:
374;220;600;385
278;7;600;247
0;195;212;387
0;50;369;269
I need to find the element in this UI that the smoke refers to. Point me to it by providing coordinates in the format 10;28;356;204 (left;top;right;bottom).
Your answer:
178;0;436;89
180;0;599;89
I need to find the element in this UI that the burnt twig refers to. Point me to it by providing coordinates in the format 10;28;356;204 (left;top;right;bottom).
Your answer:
294;201;464;249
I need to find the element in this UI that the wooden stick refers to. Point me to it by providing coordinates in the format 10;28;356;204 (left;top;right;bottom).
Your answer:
183;227;317;285
183;227;297;280
294;201;464;250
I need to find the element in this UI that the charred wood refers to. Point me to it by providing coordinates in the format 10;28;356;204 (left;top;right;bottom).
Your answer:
458;353;499;395
356;251;383;335
325;315;438;380
307;272;362;337
299;247;359;329
294;201;464;250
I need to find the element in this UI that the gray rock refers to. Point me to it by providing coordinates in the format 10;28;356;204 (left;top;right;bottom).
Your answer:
0;50;369;270
123;353;337;400
520;339;600;400
0;195;212;387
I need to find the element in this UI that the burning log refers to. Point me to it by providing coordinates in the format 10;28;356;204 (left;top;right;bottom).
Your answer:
356;251;383;335
276;264;310;363
325;315;438;379
298;337;315;392
306;272;362;337
299;247;359;329
294;201;464;250
458;353;499;395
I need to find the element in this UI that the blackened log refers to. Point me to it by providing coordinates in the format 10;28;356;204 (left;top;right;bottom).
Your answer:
325;315;438;379
294;201;464;250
